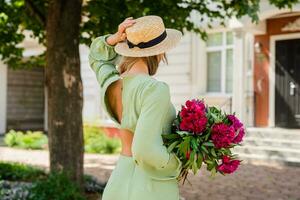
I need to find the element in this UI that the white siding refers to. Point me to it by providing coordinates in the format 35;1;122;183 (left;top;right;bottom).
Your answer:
0;62;7;134
80;45;107;124
155;31;193;110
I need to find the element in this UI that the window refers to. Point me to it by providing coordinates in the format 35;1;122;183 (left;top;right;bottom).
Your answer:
206;31;233;93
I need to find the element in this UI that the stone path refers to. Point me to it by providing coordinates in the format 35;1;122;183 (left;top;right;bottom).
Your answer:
1;147;300;200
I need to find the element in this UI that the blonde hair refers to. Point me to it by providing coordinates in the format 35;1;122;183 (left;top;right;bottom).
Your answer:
117;53;168;75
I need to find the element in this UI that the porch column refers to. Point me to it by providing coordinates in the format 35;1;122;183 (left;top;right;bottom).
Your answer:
0;62;7;134
232;30;246;122
191;32;207;96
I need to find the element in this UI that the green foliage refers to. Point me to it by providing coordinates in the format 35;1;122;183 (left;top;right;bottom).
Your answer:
4;130;48;150
0;0;46;68
0;1;24;59
0;161;46;181
28;171;85;200
1;0;298;68
269;0;300;8
84;126;121;154
83;174;105;194
0;180;33;200
0;162;104;199
81;0;262;42
4;127;121;154
4;130;22;147
206;106;229;124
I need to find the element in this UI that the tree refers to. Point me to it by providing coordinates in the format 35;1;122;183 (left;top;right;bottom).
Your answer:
46;0;84;189
0;0;298;191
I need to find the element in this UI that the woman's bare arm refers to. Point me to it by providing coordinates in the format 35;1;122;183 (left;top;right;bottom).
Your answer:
105;17;136;157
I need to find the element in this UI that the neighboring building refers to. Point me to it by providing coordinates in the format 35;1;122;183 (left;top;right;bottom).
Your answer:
0;2;300;134
0;36;46;133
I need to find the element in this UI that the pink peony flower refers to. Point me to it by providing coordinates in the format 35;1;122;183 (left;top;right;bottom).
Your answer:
227;114;243;130
227;114;245;144
211;123;235;149
217;155;240;174
233;127;245;143
179;99;207;134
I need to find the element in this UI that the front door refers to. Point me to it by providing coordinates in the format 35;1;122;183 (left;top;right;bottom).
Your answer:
275;38;300;128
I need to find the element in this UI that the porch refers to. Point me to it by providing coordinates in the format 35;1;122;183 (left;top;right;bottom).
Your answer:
233;127;300;165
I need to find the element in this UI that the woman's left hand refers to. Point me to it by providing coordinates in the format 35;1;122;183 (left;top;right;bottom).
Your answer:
106;16;136;46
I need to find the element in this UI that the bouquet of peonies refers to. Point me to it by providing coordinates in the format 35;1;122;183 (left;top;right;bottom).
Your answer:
162;98;245;184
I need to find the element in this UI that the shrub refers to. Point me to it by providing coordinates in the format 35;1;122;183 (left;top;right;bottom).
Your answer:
0;180;33;200
83;174;106;194
0;162;104;200
4;130;47;150
28;171;85;200
84;126;121;154
0;162;46;182
3;130;23;147
4;126;122;154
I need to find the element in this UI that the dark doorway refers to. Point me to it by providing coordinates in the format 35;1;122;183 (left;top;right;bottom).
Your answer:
275;38;300;128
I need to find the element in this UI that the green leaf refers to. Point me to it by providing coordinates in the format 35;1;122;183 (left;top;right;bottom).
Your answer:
204;130;211;141
211;148;217;157
178;136;191;156
196;153;203;169
201;145;209;154
210;112;218;120
205;160;213;165
203;142;214;147
210;167;217;179
192;161;197;174
183;159;192;168
167;141;179;153
192;153;198;174
207;163;214;171
190;151;195;162
162;133;180;140
191;137;198;149
176;131;192;136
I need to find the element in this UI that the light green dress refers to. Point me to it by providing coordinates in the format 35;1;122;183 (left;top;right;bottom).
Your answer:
88;34;183;200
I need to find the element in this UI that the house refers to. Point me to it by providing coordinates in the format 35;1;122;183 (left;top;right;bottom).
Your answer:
0;3;299;137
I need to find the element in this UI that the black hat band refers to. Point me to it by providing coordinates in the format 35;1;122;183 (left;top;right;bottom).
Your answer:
126;30;167;49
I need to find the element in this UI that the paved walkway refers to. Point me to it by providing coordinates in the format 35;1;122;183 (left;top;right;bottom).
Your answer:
0;147;299;200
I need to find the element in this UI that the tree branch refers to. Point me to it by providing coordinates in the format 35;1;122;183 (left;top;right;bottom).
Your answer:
25;0;46;26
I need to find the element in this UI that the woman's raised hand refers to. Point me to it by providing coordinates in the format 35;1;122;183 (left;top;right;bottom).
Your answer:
106;17;136;46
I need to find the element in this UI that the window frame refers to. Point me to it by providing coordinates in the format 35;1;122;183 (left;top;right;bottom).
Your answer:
206;31;234;94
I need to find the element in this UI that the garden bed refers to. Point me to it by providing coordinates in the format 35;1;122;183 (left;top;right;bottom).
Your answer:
0;161;105;200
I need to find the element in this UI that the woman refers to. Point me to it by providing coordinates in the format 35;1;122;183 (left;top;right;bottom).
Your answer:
88;15;183;200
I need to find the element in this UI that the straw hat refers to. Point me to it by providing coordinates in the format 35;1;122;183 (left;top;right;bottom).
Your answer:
114;15;182;57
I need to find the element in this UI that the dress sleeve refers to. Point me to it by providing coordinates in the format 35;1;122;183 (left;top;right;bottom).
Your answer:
132;81;182;181
88;34;122;126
